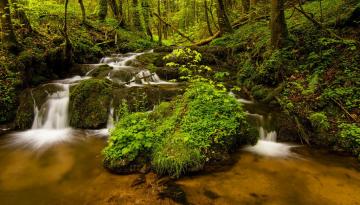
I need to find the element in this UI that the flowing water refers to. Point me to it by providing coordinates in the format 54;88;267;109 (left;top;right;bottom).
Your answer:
0;52;359;204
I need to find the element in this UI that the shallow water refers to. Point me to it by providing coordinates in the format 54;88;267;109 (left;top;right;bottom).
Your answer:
0;132;359;205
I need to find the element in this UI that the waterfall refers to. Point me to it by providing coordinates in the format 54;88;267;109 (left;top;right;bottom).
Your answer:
10;82;76;149
241;101;296;157
32;84;70;129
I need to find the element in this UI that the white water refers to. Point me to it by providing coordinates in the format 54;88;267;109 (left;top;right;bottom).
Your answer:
11;82;75;150
98;50;173;86
243;111;296;158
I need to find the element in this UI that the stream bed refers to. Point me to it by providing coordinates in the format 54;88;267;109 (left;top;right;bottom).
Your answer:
0;51;359;205
0;132;359;205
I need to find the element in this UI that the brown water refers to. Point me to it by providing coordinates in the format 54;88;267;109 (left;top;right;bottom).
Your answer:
0;133;359;205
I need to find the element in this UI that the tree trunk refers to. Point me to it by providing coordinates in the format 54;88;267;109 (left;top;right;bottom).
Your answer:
270;0;288;49
157;0;162;45
0;0;19;50
98;0;108;21
216;0;233;34
64;0;73;65
241;0;250;13
117;0;125;27
11;0;32;32
142;0;153;41
132;0;142;32
78;0;86;23
109;0;119;17
204;0;213;36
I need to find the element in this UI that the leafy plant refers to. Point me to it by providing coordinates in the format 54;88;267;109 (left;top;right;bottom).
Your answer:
308;112;330;131
338;123;360;158
163;48;212;80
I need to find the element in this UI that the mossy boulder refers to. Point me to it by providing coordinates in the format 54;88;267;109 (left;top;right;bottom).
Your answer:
112;84;185;114
14;84;64;129
135;52;167;67
154;67;180;81
103;81;258;177
86;64;113;78
15;89;35;130
69;79;112;129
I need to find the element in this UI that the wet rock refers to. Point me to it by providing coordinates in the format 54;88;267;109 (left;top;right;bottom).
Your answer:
153;46;177;53
135;52;167;67
154;67;180;81
112;84;185;113
108;68;140;83
103;154;149;175
131;174;146;187
15;89;35;129
32;83;64;108
204;189;220;200
69;79;112;129
69;64;106;76
14;84;66;129
86;64;112;78
158;181;188;205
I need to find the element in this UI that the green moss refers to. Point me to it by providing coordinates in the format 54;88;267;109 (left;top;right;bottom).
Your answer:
69;79;112;129
14;90;35;129
338;123;360;159
308;112;330;132
103;81;258;177
86;64;112;78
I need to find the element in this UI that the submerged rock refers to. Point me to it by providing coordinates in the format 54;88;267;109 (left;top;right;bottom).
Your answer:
69;79;112;129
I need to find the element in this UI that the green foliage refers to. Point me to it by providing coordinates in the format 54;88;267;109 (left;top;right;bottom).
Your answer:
103;112;154;164
0;67;21;123
103;80;257;177
152;134;204;177
308;112;330;131
338;123;360;158
321;87;360;110
164;48;212;80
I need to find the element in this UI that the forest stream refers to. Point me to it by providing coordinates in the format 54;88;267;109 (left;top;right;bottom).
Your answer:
0;52;359;205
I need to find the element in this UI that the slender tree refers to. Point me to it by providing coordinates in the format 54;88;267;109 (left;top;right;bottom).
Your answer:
0;0;19;50
216;0;233;34
64;0;72;64
132;0;142;31
78;0;86;23
142;0;153;41
270;0;288;48
117;0;125;26
157;0;162;45
204;0;213;36
98;0;108;21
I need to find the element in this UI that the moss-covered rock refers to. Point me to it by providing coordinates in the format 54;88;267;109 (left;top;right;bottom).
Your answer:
86;64;113;78
112;84;185;114
154;67;180;81
69;79;112;129
15;89;35;130
103;81;258;177
14;84;64;129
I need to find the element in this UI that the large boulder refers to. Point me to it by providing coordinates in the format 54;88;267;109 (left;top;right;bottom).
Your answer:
69;79;112;129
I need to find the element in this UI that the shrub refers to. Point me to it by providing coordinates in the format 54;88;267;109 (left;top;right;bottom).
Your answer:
309;112;330;131
338;123;360;158
102;112;154;168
